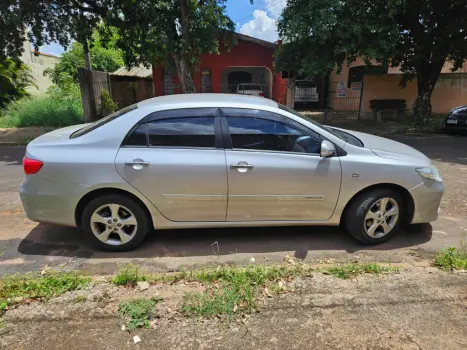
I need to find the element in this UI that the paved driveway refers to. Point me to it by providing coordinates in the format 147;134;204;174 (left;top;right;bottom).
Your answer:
0;134;466;275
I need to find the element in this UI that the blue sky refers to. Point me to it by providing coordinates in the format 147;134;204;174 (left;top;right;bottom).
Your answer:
40;0;286;56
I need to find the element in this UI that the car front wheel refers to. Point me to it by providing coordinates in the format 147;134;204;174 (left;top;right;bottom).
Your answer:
82;194;150;251
345;189;403;245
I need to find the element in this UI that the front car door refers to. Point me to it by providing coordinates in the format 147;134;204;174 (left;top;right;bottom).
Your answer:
115;108;228;222
221;108;342;221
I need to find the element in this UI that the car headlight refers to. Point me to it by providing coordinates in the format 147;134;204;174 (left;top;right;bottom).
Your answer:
416;166;442;181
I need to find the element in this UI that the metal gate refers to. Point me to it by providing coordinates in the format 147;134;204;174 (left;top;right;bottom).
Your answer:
325;81;364;120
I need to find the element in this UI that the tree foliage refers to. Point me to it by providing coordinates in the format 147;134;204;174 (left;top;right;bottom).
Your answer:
276;0;467;122
0;58;37;108
1;0;234;94
104;0;235;92
44;28;124;87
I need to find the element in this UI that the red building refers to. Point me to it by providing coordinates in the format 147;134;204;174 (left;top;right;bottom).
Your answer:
152;33;288;104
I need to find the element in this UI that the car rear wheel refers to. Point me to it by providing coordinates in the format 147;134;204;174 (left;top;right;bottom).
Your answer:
82;194;150;251
345;189;403;245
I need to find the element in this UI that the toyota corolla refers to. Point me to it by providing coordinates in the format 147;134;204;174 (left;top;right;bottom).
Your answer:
20;94;444;251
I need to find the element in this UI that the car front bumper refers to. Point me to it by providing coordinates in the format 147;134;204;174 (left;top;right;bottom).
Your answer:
409;180;444;224
20;175;89;227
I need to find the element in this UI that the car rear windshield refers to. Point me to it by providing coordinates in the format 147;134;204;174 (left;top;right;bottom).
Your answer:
70;104;138;138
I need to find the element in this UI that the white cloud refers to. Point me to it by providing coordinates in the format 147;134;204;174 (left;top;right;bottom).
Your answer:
264;0;286;19
239;10;278;42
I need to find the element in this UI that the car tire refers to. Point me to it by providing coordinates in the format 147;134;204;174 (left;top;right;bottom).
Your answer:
344;189;404;245
81;194;151;252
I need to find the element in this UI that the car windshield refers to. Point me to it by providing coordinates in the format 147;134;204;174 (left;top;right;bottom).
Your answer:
278;104;363;147
70;104;138;138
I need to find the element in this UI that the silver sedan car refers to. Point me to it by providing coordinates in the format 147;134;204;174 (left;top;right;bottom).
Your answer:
20;94;444;251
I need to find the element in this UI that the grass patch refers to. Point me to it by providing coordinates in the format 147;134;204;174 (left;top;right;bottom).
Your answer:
118;298;161;330
0;271;90;313
434;247;467;271
0;96;83;128
112;264;147;287
324;263;399;279
180;264;308;319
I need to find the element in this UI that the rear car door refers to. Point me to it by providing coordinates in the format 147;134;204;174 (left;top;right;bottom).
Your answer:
221;108;342;221
115;108;228;222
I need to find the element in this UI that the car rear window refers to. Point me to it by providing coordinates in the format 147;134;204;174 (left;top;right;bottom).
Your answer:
70;104;138;139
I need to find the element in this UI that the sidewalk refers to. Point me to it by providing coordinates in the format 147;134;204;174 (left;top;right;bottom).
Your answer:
0;127;52;145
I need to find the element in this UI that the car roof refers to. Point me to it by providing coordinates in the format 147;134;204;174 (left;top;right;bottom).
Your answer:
137;93;278;108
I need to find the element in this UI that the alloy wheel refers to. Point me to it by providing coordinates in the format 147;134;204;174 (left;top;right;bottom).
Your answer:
364;197;399;239
90;204;138;245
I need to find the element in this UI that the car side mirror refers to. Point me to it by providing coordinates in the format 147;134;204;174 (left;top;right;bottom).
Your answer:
320;140;335;158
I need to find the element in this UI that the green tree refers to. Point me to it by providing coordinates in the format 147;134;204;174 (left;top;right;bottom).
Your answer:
276;0;467;123
105;0;234;93
0;58;37;108
1;0;234;94
44;39;124;86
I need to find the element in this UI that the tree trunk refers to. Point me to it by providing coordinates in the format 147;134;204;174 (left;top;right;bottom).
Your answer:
412;58;445;124
175;0;196;93
174;55;196;93
413;88;433;125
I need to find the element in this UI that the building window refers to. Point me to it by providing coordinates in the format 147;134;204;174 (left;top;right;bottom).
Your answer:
200;68;212;93
163;71;175;95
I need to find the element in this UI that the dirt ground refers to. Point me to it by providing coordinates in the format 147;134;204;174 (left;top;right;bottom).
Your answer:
1;266;466;350
1;133;467;349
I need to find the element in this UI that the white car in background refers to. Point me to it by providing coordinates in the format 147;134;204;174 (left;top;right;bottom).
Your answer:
295;80;319;105
236;83;265;97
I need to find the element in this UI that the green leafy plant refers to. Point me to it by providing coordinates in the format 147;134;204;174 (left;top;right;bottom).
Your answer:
181;264;308;319
112;264;146;287
324;263;399;279
435;247;467;271
0;58;37;108
0;271;90;314
118;298;161;330
100;89;118;115
0;96;83;128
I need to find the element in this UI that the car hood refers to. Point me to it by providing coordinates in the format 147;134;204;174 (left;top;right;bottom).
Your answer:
335;128;431;166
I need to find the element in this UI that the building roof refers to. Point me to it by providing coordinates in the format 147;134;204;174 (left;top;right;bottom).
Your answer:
234;32;276;50
112;66;153;78
137;93;278;108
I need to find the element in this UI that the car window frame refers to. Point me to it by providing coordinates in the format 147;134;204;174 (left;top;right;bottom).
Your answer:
219;108;325;156
121;108;223;150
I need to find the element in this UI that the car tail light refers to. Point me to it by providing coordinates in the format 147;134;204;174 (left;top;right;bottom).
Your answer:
23;157;43;175
259;92;264;97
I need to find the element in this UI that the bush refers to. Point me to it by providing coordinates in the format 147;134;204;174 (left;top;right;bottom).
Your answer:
0;95;83;128
435;247;467;271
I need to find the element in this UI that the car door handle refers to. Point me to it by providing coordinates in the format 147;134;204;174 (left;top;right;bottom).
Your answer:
125;160;150;166
230;163;254;169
